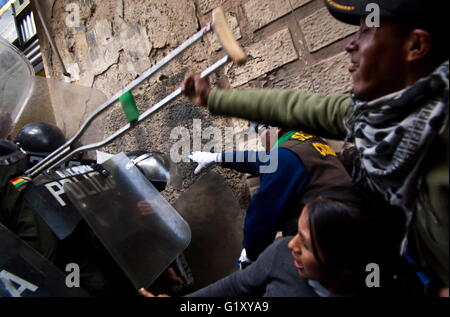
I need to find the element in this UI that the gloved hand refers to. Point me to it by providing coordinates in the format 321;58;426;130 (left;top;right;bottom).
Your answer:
237;248;253;270
188;151;222;175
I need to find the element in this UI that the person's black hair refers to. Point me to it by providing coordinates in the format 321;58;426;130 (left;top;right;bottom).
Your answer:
427;28;448;68
386;17;448;68
304;186;404;293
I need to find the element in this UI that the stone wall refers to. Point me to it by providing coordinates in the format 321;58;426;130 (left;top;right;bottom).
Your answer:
36;0;356;219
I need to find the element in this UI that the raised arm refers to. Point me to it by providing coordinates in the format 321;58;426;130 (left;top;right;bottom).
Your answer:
208;89;351;140
182;74;352;140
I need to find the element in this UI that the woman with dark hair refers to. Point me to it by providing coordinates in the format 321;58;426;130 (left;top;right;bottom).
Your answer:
140;186;401;297
288;187;400;295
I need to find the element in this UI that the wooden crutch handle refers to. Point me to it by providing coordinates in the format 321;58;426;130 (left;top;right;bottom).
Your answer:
212;7;247;66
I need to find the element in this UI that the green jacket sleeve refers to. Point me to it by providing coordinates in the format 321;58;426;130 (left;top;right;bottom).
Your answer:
208;89;352;140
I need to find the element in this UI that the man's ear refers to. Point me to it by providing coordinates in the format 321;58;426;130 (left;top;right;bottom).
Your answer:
405;29;432;63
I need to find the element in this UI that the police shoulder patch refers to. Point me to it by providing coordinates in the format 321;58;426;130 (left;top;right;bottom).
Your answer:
9;176;32;190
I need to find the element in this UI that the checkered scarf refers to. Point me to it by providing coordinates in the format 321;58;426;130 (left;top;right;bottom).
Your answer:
345;60;449;253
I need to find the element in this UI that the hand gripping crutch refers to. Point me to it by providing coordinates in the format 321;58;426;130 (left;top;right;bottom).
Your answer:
25;8;247;178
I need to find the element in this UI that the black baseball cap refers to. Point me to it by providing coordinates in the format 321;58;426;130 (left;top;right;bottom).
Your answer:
324;0;447;33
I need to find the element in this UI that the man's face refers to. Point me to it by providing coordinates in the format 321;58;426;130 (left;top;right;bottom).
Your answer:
346;19;410;101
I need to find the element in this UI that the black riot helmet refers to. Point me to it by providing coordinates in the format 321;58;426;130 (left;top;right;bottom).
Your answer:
15;122;66;155
126;151;170;192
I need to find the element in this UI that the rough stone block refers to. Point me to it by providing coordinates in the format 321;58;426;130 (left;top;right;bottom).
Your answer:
244;0;312;31
310;52;352;93
300;7;357;52
199;0;227;14
226;28;298;87
119;23;152;76
264;52;351;94
269;68;316;93
124;0;198;49
86;19;121;76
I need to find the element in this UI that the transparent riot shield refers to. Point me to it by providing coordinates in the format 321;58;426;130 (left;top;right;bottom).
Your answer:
64;153;191;290
13;76;108;147
0;223;88;297
0;35;107;146
0;36;34;139
173;171;244;288
23;166;92;240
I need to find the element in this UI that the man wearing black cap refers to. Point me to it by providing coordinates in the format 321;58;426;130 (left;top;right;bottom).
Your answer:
183;0;449;296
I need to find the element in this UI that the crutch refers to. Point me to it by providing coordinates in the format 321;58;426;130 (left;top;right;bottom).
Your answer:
26;7;246;178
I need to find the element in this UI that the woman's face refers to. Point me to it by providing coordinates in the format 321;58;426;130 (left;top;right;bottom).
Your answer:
288;206;326;282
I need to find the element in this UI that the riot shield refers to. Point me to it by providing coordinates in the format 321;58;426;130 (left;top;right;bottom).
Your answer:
173;171;244;288
64;153;191;290
13;75;108;147
0;36;34;139
0;223;88;297
23;165;95;240
0;36;107;144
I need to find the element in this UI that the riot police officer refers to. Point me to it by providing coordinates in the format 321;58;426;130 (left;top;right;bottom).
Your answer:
0;138;59;261
1;125;114;296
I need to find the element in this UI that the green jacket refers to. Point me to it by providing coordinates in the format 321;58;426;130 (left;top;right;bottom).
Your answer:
208;88;449;287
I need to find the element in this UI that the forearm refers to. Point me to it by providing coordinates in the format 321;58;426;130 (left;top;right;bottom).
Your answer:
187;240;280;297
208;89;352;139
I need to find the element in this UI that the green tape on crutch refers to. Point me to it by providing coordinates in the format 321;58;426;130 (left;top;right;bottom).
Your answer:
119;91;140;123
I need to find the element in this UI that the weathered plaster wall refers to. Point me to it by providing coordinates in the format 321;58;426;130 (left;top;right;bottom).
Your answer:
36;0;356;240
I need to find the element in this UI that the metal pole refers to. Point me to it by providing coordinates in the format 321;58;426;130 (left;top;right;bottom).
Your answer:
33;0;70;77
26;24;213;177
41;56;230;173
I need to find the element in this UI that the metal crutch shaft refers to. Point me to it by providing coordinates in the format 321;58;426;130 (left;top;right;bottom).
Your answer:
42;56;230;173
25;24;213;177
26;7;246;177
